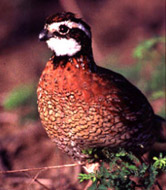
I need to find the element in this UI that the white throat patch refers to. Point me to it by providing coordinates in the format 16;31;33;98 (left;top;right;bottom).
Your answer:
46;37;81;56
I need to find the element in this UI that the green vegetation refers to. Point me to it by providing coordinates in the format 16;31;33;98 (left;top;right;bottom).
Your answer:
79;149;166;190
3;83;38;122
133;37;164;60
3;84;36;110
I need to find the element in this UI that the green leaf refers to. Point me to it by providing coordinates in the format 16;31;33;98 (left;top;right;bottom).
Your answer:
153;154;166;170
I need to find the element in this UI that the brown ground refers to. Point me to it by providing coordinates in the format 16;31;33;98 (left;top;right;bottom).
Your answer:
0;0;165;189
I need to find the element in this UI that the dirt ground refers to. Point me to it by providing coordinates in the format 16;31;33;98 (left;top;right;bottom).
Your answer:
0;0;165;189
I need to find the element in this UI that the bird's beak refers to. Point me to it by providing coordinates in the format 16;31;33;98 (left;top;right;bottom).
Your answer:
39;29;53;41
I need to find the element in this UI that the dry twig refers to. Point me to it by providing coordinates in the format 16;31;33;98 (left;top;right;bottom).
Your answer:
0;163;83;174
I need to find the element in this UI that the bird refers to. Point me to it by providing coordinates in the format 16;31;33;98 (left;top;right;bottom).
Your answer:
37;12;163;162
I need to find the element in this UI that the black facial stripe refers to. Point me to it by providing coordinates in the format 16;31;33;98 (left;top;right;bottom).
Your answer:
69;28;89;42
53;31;69;38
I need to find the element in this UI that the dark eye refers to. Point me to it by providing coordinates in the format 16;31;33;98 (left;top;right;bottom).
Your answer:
59;25;69;33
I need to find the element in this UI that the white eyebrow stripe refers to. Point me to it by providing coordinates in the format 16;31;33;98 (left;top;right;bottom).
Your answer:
47;21;91;38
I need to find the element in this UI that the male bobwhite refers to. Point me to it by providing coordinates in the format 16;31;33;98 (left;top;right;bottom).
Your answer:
37;12;160;161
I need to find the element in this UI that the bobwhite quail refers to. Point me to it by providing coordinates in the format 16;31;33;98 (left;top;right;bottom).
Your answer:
37;12;158;161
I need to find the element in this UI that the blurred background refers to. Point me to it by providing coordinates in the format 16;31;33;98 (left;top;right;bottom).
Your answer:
0;0;165;189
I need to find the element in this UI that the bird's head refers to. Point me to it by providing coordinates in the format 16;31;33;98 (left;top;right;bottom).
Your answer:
39;12;92;57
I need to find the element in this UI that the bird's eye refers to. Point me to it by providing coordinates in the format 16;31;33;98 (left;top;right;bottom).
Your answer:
59;25;69;33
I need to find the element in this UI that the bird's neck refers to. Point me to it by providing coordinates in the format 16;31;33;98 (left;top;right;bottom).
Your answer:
51;52;97;72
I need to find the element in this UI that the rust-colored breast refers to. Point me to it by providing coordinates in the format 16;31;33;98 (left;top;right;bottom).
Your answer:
37;57;155;161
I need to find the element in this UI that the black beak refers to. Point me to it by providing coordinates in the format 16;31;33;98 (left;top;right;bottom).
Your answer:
39;29;53;41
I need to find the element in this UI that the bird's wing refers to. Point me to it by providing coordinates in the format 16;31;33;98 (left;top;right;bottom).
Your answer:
97;66;154;125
